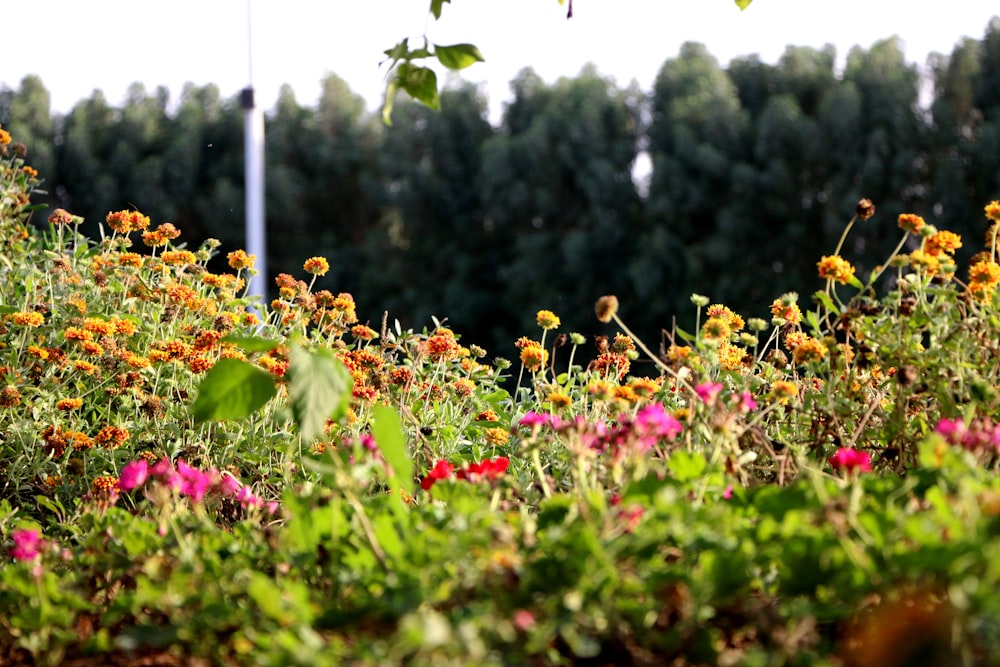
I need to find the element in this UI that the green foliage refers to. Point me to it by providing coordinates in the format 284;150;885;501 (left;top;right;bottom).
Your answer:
286;343;353;442
191;358;277;422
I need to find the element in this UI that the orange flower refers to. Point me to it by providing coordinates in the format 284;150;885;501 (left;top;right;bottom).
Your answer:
227;249;256;270
519;344;548;372
791;337;828;365
817;255;856;285
924;230;962;257
95;425;130;450
11;311;44;327
897;213;926;234
303;256;330;276
160;250;197;266
701;317;731;342
56;398;83;411
106;210;151;234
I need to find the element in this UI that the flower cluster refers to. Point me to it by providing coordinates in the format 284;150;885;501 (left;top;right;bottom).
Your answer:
119;459;276;513
934;417;1000;454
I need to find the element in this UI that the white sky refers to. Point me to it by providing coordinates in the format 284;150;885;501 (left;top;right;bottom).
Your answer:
4;1;999;122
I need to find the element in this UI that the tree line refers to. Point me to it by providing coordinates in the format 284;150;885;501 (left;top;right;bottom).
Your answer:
2;19;1000;364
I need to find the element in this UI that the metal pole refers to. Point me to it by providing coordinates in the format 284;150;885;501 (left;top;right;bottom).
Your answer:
242;0;266;310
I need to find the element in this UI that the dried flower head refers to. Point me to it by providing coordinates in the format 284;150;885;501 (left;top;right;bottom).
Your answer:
856;198;876;220
595;295;619;323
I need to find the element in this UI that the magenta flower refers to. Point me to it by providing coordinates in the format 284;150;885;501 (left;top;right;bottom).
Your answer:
829;447;872;475
735;391;757;413
218;474;242;498
118;460;149;491
236;485;263;508
634;404;683;442
519;411;552;429
176;459;215;502
10;528;43;562
695;381;724;404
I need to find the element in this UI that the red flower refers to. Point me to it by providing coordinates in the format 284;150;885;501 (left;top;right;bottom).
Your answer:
456;456;510;482
420;460;456;490
828;447;872;475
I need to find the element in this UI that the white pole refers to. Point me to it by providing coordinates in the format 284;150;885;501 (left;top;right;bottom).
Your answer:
242;0;266;309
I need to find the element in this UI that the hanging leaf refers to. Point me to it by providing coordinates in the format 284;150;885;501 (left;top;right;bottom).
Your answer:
734;0;753;9
430;0;451;20
397;63;440;110
287;344;353;442
192;358;277;422
434;43;485;70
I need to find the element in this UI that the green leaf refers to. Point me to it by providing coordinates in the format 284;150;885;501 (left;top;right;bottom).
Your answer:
668;450;707;483
287;344;353;442
734;0;753;9
397;63;440;110
383;78;400;125
220;333;281;353
372;404;414;494
383;38;410;62
192;358;277;422
429;0;450;19
434;43;485;70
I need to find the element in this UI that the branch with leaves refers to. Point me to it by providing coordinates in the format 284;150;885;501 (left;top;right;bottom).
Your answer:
380;0;753;123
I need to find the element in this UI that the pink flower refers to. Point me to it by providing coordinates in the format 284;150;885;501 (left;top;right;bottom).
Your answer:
420;460;455;491
695;381;724;404
828;447;872;475
10;528;43;562
236;485;263;508
513;609;535;631
118;460;149;491
722;484;734;500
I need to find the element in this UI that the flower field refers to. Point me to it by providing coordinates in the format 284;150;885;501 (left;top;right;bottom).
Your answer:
3;123;1000;666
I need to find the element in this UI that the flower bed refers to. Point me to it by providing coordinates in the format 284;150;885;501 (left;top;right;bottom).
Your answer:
3;124;1000;665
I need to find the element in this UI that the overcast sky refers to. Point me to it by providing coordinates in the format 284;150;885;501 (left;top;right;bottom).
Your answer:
4;1;999;122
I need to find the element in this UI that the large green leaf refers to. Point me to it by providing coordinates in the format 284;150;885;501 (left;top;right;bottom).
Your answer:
396;64;440;110
220;333;281;353
734;0;753;9
371;404;414;495
434;43;485;71
287;344;353;442
192;358;277;422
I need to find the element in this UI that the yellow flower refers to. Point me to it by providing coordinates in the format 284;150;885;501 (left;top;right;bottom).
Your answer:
546;390;572;408
769;380;799;404
969;260;1000;289
484;427;510;446
536;310;561;330
701;317;731;342
791;337;828;365
706;304;744;331
770;294;802;325
985;200;1000;223
0;126;11;144
817;255;856;285
908;249;940;276
303;256;330;276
